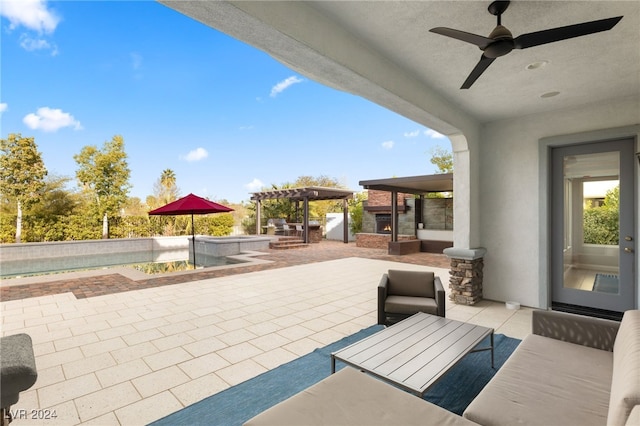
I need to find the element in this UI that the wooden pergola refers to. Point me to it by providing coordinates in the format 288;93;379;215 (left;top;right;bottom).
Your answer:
251;186;354;243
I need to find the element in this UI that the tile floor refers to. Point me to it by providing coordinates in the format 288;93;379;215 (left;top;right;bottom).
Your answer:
2;254;533;425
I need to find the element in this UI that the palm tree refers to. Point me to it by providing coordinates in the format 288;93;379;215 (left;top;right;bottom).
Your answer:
158;169;179;204
160;169;176;191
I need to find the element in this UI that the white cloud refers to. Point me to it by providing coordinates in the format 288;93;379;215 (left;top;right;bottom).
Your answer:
23;107;82;132
0;0;60;33
182;147;208;162
244;178;264;192
381;140;395;150
130;52;143;70
270;76;304;97
0;103;7;114
425;129;445;139
404;130;420;138
19;33;58;55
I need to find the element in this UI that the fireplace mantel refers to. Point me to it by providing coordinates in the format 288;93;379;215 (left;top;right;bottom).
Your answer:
363;205;408;213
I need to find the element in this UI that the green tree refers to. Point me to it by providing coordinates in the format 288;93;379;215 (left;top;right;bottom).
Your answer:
74;135;131;238
348;191;367;235
30;175;79;217
26;175;81;241
583;185;619;245
122;197;147;216
195;214;234;236
0;133;48;242
429;146;453;174
602;185;619;211
154;168;180;205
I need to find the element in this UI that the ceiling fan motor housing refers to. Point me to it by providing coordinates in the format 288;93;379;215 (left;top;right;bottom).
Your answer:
484;25;514;58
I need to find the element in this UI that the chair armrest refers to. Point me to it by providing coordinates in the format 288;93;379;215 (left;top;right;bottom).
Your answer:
1;334;38;408
377;274;389;325
532;310;620;351
434;276;445;317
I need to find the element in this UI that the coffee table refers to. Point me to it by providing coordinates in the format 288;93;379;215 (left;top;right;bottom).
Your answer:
331;312;494;397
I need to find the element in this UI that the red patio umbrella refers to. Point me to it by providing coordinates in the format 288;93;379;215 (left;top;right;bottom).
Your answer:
148;193;234;266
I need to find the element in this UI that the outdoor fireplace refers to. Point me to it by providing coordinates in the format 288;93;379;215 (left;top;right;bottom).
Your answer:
375;214;392;234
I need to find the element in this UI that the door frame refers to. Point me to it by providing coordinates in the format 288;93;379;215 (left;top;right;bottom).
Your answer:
538;125;639;311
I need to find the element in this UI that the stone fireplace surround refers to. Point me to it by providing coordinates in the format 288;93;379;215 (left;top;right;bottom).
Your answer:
356;190;453;250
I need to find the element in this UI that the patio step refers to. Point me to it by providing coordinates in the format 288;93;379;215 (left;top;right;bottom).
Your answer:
269;238;309;250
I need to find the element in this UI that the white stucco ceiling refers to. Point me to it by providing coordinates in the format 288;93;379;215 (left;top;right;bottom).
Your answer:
159;1;640;130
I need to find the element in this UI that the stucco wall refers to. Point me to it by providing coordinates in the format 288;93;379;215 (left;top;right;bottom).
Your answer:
478;97;640;308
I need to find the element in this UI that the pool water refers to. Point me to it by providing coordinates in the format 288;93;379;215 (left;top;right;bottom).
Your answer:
130;257;245;275
0;252;247;279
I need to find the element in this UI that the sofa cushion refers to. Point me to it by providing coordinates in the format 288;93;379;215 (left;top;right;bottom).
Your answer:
387;270;434;298
608;310;640;426
464;333;613;426
385;295;439;316
244;367;476;426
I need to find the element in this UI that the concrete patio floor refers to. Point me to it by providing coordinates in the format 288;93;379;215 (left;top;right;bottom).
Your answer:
1;241;533;425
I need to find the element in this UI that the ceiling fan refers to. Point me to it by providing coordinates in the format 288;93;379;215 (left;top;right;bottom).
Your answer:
430;1;623;89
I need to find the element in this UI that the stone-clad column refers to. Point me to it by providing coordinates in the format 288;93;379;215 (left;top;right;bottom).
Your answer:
443;247;487;305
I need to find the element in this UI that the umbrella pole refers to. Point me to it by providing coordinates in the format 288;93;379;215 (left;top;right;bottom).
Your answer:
191;213;196;268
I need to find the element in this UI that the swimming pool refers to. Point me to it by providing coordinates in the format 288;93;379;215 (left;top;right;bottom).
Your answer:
0;236;272;279
0;250;251;279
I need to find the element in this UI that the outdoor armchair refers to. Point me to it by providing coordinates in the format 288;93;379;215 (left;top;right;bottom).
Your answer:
378;269;445;326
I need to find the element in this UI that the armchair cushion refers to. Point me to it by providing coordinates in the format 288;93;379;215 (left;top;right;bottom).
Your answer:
387;270;435;298
385;295;439;316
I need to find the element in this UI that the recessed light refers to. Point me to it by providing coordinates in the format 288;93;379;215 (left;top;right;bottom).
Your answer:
540;91;560;98
526;60;549;70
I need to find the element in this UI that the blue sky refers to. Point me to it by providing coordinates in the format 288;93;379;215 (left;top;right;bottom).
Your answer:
1;0;450;204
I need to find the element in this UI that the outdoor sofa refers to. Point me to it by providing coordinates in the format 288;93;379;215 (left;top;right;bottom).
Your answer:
244;309;640;425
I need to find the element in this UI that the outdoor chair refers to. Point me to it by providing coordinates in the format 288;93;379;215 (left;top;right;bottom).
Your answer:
378;269;445;326
282;224;291;236
295;225;303;237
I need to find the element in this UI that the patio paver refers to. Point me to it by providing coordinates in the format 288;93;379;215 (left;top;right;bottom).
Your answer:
1;241;531;425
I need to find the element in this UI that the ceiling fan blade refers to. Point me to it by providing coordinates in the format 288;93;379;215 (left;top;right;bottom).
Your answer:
461;55;496;89
430;27;494;49
514;16;622;49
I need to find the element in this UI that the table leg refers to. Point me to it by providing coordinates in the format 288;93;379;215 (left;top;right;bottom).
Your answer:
331;355;336;374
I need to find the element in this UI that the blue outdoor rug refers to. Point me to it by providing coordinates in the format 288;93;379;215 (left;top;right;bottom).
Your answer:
151;325;520;426
593;273;619;294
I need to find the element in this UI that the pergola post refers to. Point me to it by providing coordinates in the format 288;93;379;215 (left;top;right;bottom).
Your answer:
303;196;309;243
391;190;398;242
419;194;424;233
343;198;349;243
255;199;261;235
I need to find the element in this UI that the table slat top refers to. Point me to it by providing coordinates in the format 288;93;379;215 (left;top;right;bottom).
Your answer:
332;313;493;395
